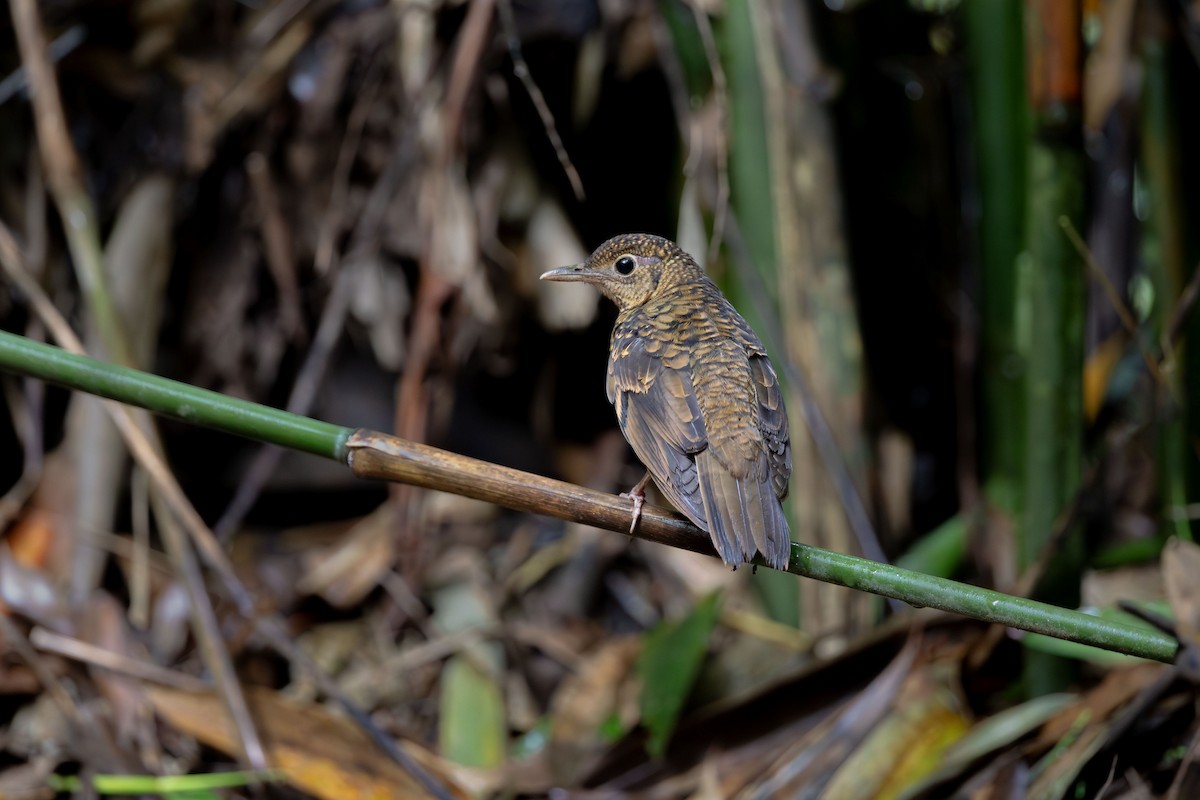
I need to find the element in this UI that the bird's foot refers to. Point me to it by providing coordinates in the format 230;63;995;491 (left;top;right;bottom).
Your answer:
619;472;653;535
620;492;645;535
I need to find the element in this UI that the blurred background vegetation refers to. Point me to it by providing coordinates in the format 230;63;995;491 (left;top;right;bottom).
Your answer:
0;0;1198;797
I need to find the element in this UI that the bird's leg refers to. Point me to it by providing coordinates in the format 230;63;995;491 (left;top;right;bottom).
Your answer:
620;471;653;535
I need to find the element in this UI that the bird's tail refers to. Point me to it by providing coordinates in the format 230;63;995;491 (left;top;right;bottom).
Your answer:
695;450;791;570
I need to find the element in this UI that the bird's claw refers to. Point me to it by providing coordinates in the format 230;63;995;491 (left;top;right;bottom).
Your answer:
620;490;645;535
620;472;652;536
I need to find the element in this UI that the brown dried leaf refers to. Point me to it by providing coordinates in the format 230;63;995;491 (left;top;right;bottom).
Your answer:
147;685;481;799
299;503;395;608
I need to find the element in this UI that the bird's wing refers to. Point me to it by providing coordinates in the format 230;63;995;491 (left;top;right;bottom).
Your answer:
684;338;791;570
749;355;791;500
610;336;791;569
608;337;710;531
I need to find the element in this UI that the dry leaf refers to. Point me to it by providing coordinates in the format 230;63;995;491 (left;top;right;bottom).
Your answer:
147;685;482;799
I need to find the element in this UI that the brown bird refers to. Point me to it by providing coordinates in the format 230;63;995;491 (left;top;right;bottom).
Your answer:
541;233;792;569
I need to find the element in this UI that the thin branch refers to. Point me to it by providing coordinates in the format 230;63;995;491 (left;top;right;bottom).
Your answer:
29;627;210;692
443;0;497;161
10;0;130;366
1165;256;1200;351
1059;215;1169;388
343;429;1175;662
496;0;585;201
0;330;1181;665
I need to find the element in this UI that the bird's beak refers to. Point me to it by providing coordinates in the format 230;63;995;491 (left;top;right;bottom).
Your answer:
539;264;594;282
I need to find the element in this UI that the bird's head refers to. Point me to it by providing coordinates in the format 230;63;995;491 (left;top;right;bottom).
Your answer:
539;233;695;310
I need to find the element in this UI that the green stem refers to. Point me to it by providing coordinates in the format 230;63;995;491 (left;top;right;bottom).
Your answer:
0;330;1179;664
963;0;1029;489
1141;35;1191;542
791;545;1173;662
0;331;348;461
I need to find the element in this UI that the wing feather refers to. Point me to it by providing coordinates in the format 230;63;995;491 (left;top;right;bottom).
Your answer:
610;335;791;569
749;355;791;500
610;338;708;527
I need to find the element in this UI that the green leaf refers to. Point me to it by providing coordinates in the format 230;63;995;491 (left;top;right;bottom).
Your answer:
48;770;282;796
440;654;506;768
638;592;722;758
658;0;712;100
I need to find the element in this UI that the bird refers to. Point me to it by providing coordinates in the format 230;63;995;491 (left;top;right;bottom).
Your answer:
540;233;792;570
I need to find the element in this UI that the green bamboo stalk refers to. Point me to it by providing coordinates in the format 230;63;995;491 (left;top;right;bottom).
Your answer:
0;330;1179;663
1019;0;1086;696
963;0;1029;495
1020;142;1085;575
0;331;348;460
1019;15;1085;577
1140;34;1191;542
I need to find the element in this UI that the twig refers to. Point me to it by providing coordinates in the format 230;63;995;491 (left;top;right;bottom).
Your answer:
496;0;585;200
0;224;269;773
314;47;386;275
245;0;313;51
399;0;497;574
1165;256;1200;351
246;152;304;340
0;23;86;104
1059;216;1168;388
30;627;210;692
443;0;497;161
0;372;43;528
10;0;131;367
129;467;151;630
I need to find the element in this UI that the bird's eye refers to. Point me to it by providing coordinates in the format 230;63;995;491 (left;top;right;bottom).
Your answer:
615;256;636;275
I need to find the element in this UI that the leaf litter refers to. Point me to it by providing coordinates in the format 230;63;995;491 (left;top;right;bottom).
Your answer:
0;1;1196;799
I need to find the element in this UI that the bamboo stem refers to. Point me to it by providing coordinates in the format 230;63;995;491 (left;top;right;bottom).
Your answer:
0;331;349;460
0;330;1179;663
